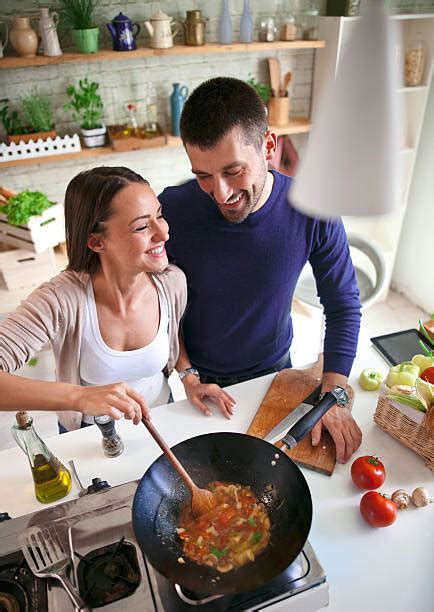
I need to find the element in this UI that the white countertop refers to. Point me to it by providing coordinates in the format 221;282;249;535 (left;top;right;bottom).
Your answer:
0;344;433;611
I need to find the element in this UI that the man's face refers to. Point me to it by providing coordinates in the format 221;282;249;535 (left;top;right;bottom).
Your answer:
185;127;276;223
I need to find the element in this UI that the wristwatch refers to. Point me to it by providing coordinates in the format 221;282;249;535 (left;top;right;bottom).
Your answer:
178;367;200;382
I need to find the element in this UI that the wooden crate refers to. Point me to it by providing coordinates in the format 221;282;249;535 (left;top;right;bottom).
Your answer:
0;247;56;290
0;204;65;253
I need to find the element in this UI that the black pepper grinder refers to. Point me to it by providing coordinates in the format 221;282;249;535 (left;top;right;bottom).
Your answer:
94;416;124;457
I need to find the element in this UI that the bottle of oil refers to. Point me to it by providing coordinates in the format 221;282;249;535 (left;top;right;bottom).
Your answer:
11;411;72;503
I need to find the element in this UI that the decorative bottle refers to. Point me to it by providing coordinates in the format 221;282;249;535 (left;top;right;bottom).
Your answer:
38;7;62;57
240;0;253;43
11;411;72;503
219;0;232;45
170;83;189;137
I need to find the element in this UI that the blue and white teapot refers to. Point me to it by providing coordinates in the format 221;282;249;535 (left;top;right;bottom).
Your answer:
107;12;141;52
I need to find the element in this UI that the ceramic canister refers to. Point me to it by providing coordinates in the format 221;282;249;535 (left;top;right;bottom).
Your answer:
9;16;38;58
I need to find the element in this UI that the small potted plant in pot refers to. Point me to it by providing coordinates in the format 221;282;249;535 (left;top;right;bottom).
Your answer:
64;77;106;147
58;0;101;54
1;90;56;144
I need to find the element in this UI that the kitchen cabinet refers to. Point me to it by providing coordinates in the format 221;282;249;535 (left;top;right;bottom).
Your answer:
311;13;434;301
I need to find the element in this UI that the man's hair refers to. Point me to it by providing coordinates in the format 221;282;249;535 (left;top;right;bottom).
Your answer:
65;166;149;274
180;77;267;151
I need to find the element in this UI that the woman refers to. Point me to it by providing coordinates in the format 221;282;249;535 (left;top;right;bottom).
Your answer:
0;167;234;431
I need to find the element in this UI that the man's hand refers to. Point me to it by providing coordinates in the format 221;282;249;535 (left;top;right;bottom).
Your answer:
182;374;236;419
73;382;150;425
310;372;362;463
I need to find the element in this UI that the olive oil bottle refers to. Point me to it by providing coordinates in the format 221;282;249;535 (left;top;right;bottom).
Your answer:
12;411;72;503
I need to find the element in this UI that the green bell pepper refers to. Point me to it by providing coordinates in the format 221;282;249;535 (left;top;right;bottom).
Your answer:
358;368;383;391
385;361;420;388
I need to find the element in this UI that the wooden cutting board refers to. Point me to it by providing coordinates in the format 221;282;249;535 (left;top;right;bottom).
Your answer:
247;357;354;476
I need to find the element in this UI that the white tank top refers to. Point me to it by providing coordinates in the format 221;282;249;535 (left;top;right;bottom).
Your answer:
80;276;170;422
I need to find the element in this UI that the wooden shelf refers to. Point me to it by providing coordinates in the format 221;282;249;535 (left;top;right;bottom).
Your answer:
0;40;325;70
1;118;311;168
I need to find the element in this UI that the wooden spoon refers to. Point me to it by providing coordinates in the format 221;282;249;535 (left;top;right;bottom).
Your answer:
142;417;214;517
280;71;292;97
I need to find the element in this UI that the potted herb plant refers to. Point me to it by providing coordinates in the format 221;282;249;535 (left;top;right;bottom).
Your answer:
64;77;106;147
0;89;56;144
57;0;101;54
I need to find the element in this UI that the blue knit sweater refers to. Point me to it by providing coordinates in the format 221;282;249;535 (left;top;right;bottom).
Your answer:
160;171;361;378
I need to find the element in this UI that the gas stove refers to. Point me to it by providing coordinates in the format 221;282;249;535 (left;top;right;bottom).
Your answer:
0;481;329;611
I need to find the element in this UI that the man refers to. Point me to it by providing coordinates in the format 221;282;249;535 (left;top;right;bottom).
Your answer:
160;77;362;463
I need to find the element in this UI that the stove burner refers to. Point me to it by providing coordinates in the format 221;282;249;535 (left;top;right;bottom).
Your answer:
76;537;141;608
0;581;27;612
0;552;48;612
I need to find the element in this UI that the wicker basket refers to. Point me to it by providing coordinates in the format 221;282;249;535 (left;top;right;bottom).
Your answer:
374;394;434;472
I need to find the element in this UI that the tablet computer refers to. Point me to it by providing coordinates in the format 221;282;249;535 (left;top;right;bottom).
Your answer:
370;328;433;366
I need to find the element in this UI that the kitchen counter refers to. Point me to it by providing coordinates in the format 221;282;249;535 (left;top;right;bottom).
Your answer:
0;344;432;611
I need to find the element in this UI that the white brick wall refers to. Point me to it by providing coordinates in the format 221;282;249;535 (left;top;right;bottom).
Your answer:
1;0;432;202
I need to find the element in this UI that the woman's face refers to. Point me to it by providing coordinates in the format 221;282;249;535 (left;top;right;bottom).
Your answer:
91;182;169;274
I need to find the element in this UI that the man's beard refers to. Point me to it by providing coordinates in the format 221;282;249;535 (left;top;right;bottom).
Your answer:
215;168;268;224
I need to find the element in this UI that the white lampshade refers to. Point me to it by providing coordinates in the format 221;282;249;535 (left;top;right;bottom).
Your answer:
290;0;401;219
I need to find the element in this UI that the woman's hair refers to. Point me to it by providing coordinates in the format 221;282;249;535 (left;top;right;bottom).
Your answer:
180;77;267;151
65;166;149;274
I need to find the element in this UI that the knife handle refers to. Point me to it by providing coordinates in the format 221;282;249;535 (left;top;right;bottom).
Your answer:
281;386;348;449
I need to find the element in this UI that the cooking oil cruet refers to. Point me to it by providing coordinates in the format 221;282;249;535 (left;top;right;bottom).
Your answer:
11;411;71;503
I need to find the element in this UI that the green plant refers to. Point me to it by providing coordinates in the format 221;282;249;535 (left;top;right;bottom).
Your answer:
2;191;55;226
247;76;272;105
64;78;104;129
0;99;28;135
21;88;54;133
57;0;101;29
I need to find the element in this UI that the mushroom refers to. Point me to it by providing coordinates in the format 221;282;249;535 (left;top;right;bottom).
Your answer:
391;489;411;510
411;487;433;508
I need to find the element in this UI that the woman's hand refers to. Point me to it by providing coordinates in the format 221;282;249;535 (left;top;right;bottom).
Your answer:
182;375;236;419
73;382;150;424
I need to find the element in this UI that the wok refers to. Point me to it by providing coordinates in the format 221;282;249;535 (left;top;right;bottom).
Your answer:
132;387;348;595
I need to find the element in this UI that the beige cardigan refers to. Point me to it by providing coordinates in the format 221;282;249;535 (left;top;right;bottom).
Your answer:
0;265;187;431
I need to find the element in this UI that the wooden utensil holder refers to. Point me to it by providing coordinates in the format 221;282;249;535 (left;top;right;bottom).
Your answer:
268;96;290;127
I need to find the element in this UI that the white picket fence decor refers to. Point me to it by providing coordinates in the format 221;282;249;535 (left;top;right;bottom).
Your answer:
0;134;81;162
0;204;65;253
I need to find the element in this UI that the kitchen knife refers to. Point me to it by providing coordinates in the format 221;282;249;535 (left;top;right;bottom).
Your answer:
264;385;322;444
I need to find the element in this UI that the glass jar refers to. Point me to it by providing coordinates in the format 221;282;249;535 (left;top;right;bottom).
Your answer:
280;14;297;41
296;6;319;41
404;34;426;87
94;415;124;457
259;17;277;42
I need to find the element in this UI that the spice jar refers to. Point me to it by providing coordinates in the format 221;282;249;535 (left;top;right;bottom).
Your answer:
280;14;297;41
94;415;124;457
259;17;277;42
296;4;319;41
404;34;426;87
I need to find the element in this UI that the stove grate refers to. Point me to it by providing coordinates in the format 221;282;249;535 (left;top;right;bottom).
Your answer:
76;537;141;608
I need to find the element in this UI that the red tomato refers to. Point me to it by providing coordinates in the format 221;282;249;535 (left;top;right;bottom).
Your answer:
350;456;386;490
421;366;434;384
359;491;397;527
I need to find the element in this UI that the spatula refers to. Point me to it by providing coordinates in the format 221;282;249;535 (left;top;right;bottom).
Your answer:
19;525;88;611
142;417;214;516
